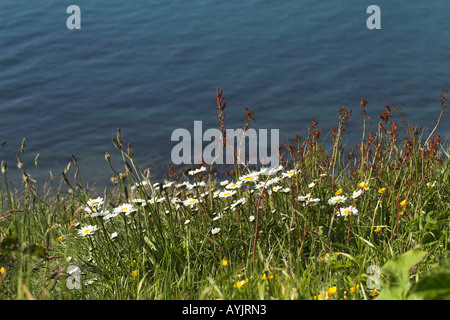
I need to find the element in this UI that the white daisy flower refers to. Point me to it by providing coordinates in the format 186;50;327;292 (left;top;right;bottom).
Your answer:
297;193;311;202
113;203;137;215
266;177;282;186
230;198;247;210
110;232;118;239
239;173;259;183
352;189;363;199
193;181;206;188
303;198;321;207
211;228;221;235
338;205;359;217
220;180;230;186
185;183;195;190
103;211;119;221
183;198;200;206
327;196;347;205
156;197;166;203
254;182;265;190
132;198;147;207
87;197;103;208
171;197;182;204
269;165;283;174
213;212;224;221
249;215;255;222
219;190;236;198
188;166;207;175
176;181;190;188
282;169;299;178
268;185;282;195
308;182;316;188
131;180;148;190
163;181;173;189
91;210;109;218
257;167;270;175
225;181;243;190
184;219;191;225
78;225;99;237
153;182;161;189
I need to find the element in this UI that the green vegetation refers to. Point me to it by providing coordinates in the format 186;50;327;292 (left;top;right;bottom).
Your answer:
0;90;449;300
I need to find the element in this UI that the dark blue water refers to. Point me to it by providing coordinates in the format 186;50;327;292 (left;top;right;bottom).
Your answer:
1;0;449;188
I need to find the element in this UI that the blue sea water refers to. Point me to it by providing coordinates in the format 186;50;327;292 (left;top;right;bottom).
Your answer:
1;0;449;188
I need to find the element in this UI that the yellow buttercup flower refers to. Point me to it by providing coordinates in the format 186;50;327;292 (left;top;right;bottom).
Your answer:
221;259;228;266
369;288;378;297
374;226;382;233
131;270;139;277
335;189;343;195
327;286;337;296
400;199;407;206
349;284;359;293
131;259;136;266
0;267;5;275
234;279;248;289
358;182;369;190
56;236;63;241
378;188;386;194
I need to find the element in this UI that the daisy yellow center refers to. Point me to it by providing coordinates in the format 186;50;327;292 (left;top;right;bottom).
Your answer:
189;200;197;204
91;201;99;205
286;171;294;175
223;193;231;197
83;229;91;234
244;177;254;181
333;198;343;202
121;207;128;211
343;210;352;215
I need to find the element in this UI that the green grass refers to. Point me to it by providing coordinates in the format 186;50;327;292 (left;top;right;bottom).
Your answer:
0;90;449;300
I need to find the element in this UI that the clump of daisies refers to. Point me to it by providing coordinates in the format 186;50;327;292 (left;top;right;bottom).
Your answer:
85;197;108;217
